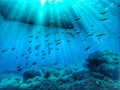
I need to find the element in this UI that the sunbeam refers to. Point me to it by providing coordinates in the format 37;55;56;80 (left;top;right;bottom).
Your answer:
0;0;120;89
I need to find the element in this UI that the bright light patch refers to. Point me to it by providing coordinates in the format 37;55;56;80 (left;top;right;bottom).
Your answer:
41;0;45;6
0;0;88;28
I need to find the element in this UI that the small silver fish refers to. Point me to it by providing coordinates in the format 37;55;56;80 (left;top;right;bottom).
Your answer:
85;46;91;51
96;33;106;37
100;17;110;21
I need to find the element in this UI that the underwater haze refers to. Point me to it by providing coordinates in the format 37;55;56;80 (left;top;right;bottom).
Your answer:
0;0;120;90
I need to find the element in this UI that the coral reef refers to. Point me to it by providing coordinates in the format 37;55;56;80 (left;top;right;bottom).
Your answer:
0;50;120;90
86;50;120;80
32;80;58;90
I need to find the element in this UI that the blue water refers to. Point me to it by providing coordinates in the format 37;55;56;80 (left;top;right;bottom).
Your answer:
0;0;120;90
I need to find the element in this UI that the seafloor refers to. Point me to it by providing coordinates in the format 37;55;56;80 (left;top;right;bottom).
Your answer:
0;50;120;90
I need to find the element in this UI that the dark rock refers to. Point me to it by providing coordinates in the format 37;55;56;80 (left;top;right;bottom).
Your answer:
71;70;88;81
23;69;41;82
85;50;120;80
99;64;120;80
44;71;51;79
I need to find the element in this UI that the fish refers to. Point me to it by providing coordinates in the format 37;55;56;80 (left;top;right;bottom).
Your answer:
32;62;37;65
15;78;20;83
66;32;73;35
28;22;34;25
8;78;11;80
66;40;71;42
26;63;28;66
45;33;50;37
71;34;75;38
1;50;7;53
45;40;49;42
55;39;61;42
42;50;45;53
97;37;101;39
53;32;57;35
56;41;62;45
11;47;15;51
21;53;25;57
66;32;75;37
48;51;51;54
42;57;45;59
74;29;78;31
29;51;32;54
48;48;53;51
56;48;60;51
85;46;91;51
76;31;81;34
100;17;110;21
50;24;54;27
28;35;34;38
47;43;53;46
28;40;32;43
35;53;38;56
38;31;41;33
81;39;85;42
15;78;20;81
100;11;108;14
42;53;46;56
96;33;106;37
61;31;65;33
87;33;94;37
68;24;73;28
17;66;20;69
18;68;22;72
16;56;18;59
54;62;58;65
27;47;31;51
26;56;29;59
35;36;39;39
90;25;94;27
75;17;81;21
35;44;41;50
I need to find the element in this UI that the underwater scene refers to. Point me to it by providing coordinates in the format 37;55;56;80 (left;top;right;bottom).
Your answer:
0;0;120;90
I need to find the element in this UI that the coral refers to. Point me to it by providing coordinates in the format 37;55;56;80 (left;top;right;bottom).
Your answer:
63;66;78;76
57;75;72;85
59;77;119;90
85;50;120;80
0;85;20;90
89;72;105;80
71;70;88;81
31;79;58;90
